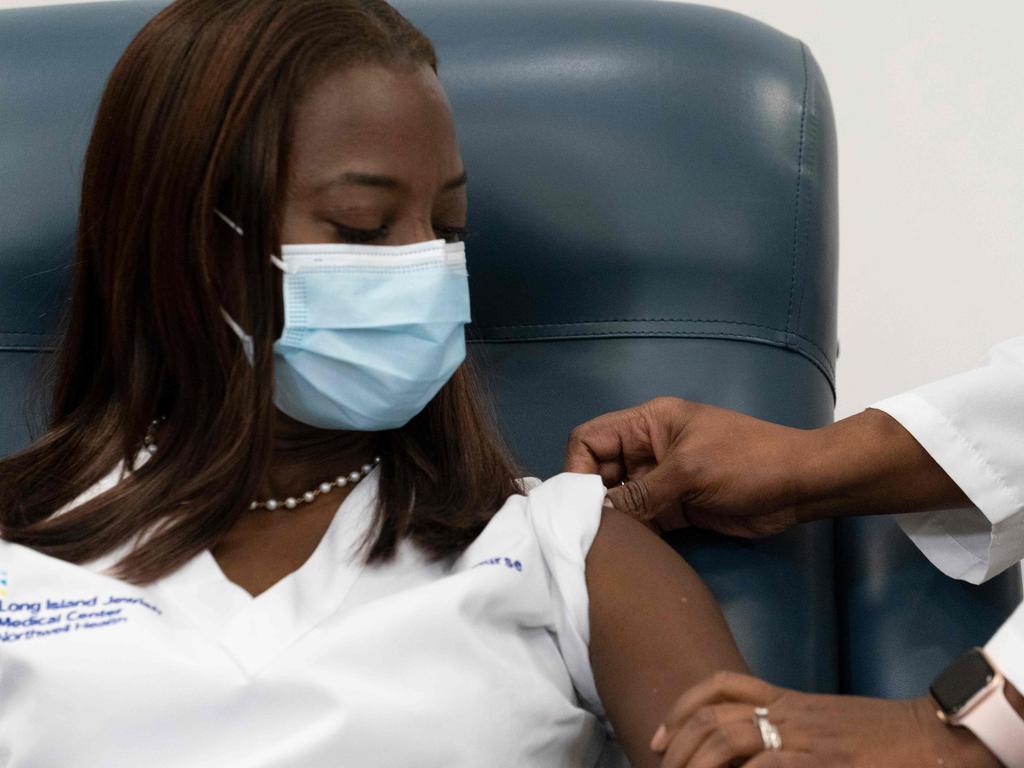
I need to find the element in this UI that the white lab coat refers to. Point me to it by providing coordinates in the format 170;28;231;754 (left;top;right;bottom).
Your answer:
0;467;629;767
872;336;1024;700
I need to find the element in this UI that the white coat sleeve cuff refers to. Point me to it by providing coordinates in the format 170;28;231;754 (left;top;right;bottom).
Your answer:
873;391;1024;584
985;603;1024;706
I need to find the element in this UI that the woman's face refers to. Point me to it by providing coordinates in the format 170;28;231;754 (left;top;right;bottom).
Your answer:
281;62;467;247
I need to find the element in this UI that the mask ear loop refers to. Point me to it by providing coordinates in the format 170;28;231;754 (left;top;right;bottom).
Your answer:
219;307;255;363
214;208;245;237
214;208;256;363
215;207;290;274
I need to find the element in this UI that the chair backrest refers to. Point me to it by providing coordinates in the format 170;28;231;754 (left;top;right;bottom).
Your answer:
419;0;841;693
1;0;1017;697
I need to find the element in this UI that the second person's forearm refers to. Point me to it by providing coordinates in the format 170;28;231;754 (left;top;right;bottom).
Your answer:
789;407;972;523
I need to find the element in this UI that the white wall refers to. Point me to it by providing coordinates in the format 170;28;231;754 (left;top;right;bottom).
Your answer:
653;0;1024;418
2;0;1022;419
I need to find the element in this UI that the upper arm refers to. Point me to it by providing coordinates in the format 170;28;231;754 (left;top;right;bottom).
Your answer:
585;507;747;768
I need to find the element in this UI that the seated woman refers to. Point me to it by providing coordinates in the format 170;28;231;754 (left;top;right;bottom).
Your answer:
0;1;747;766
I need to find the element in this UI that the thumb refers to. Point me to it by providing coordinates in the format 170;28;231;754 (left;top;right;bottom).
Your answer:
563;435;600;474
604;460;687;521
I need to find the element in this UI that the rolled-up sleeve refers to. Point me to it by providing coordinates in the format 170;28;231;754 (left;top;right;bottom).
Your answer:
870;337;1024;584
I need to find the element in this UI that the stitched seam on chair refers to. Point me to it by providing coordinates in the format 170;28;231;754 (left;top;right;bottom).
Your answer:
470;328;836;387
474;319;835;376
786;41;809;335
468;331;837;400
482;318;784;328
479;330;783;340
3;318;838;372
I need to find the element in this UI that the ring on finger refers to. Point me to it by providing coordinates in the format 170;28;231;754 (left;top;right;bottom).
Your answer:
752;706;783;751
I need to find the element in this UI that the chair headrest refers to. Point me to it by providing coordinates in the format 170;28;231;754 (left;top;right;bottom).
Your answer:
0;0;837;391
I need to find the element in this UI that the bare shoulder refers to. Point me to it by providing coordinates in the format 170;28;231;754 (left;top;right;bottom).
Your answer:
585;507;705;601
585;507;747;767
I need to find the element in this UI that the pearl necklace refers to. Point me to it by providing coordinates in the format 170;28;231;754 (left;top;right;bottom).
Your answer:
142;418;381;512
250;455;381;511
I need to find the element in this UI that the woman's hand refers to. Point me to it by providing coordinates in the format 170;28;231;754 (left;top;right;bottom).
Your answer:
648;671;1002;768
563;397;971;535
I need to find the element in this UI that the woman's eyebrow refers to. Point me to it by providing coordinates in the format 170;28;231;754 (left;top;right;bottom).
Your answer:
322;170;468;192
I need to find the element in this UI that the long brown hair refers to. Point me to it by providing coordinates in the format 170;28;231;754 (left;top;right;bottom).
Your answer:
0;0;521;585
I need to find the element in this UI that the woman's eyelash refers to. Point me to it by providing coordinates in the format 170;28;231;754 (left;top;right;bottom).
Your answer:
334;224;389;244
333;224;472;244
434;225;471;243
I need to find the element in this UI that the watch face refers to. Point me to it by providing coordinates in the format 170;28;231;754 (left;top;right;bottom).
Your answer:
930;648;996;716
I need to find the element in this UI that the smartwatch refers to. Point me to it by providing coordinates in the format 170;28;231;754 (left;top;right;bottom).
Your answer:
930;647;1024;767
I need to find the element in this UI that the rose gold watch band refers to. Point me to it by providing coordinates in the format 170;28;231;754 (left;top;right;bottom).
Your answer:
951;667;1024;767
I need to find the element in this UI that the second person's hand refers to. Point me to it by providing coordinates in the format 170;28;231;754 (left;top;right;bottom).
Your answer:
562;397;811;537
648;671;1003;768
562;397;968;536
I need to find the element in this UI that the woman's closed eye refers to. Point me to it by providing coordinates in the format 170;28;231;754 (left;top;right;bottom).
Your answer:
333;223;471;244
433;224;471;243
334;223;389;244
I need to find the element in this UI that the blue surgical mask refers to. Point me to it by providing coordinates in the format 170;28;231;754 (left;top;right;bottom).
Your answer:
216;210;471;431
